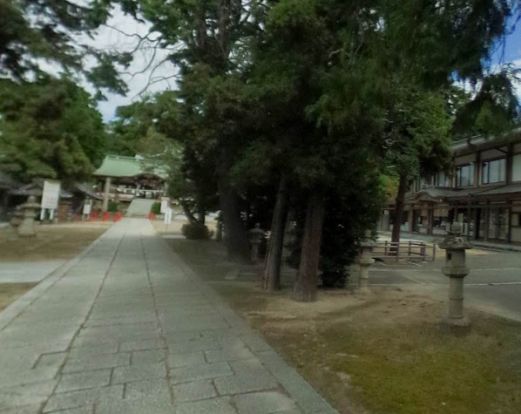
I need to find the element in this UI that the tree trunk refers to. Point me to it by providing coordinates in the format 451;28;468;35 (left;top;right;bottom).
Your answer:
292;192;325;302
197;205;206;225
263;175;289;292
219;181;249;261
391;174;408;244
181;201;197;224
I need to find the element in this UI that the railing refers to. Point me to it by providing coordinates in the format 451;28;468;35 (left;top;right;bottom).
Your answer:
371;241;436;262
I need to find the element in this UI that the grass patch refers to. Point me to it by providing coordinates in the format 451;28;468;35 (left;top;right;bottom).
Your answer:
0;222;109;262
168;237;521;414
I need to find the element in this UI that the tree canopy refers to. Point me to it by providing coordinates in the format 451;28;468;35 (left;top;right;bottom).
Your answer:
104;0;519;301
0;77;106;183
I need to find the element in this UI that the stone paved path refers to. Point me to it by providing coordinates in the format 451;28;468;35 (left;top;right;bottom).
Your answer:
0;218;336;414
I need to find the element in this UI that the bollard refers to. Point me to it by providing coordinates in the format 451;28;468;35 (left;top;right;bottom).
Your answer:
358;230;375;293
439;223;472;331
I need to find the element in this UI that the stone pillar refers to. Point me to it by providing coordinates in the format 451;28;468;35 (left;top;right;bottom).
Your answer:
216;212;223;241
439;222;472;331
248;223;265;264
18;196;40;237
347;261;361;292
102;177;111;212
358;230;375;294
407;209;414;233
427;207;434;235
381;210;390;231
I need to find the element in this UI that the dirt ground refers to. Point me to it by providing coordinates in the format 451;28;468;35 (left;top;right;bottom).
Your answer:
0;222;110;262
167;237;521;414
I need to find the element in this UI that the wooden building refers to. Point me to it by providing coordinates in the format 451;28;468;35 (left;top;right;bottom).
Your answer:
93;155;168;211
381;130;521;244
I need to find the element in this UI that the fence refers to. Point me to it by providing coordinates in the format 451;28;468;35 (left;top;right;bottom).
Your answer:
371;240;436;262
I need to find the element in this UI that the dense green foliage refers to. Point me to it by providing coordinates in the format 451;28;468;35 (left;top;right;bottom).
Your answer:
106;0;519;298
150;201;161;215
0;77;106;183
1;0;515;299
181;222;211;240
0;0;127;92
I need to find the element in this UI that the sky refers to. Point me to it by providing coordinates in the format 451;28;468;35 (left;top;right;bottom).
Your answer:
92;8;521;123
85;9;175;121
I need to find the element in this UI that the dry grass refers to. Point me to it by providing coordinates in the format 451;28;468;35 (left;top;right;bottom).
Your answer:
0;222;110;262
0;283;36;312
168;237;521;414
0;221;110;312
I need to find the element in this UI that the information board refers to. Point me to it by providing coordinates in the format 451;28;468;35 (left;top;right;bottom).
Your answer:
41;180;61;210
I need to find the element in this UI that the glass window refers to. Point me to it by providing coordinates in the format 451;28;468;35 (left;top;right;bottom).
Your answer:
455;164;474;187
434;172;451;187
481;159;505;184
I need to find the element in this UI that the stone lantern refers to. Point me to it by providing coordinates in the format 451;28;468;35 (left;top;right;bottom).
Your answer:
17;196;40;237
9;206;23;228
439;222;472;330
248;223;265;264
358;230;375;293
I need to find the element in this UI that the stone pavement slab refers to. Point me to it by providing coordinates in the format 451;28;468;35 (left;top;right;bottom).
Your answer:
0;218;337;413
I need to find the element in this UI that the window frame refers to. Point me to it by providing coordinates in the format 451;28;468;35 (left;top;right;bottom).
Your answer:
512;153;521;183
455;163;474;187
481;157;506;185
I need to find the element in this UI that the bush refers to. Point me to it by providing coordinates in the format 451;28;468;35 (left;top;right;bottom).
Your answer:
150;201;161;215
107;200;119;213
181;222;211;240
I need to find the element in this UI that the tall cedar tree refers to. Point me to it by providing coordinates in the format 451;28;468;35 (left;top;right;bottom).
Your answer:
118;0;265;260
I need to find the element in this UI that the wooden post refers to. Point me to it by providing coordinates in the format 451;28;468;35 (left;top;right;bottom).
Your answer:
507;201;513;244
484;201;490;241
102;177;111;212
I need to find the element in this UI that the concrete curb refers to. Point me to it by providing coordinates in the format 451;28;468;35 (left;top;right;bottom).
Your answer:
0;224;113;332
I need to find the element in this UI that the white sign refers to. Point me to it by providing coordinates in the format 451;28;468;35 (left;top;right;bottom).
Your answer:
41;180;61;210
82;201;92;216
160;197;170;214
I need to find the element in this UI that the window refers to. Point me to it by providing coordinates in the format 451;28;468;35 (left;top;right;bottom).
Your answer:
455;164;474;187
481;158;506;184
434;172;451;187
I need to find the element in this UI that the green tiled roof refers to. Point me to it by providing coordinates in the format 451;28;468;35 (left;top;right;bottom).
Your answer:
94;155;168;179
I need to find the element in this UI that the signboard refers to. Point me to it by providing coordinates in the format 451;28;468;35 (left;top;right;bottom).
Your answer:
83;200;92;216
41;180;61;210
160;197;170;214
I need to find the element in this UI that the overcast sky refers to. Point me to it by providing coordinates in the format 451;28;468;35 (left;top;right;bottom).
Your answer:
92;8;521;123
86;8;175;121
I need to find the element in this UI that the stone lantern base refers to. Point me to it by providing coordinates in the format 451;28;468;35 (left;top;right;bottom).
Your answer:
441;314;471;327
440;314;471;335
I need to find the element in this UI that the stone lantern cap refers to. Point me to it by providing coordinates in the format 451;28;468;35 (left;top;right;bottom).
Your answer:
248;223;265;243
439;223;472;251
360;229;376;248
21;195;41;211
